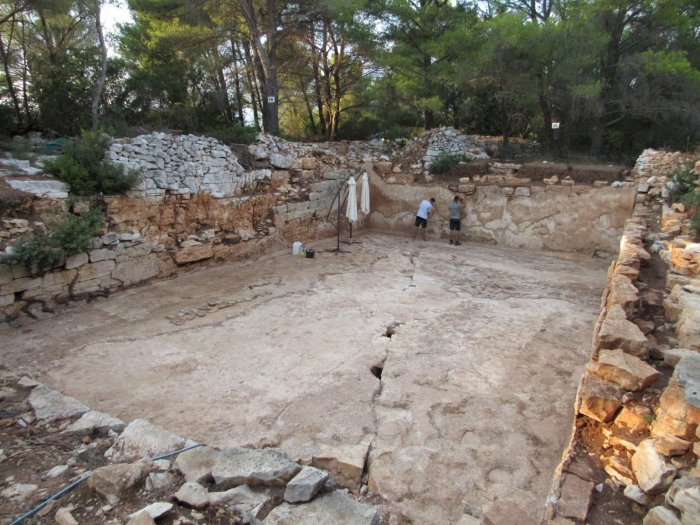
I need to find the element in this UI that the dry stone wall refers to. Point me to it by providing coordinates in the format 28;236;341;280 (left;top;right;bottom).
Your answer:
544;151;700;525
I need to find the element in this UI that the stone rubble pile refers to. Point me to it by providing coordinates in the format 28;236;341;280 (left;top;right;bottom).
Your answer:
0;369;382;525
397;127;489;172
544;150;700;525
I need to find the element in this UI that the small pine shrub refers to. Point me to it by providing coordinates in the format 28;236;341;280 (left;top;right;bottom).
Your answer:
666;167;696;205
0;207;104;274
430;152;473;175
44;131;139;196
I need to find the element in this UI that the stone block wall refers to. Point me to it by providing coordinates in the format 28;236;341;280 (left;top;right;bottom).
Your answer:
367;165;636;255
543;153;700;524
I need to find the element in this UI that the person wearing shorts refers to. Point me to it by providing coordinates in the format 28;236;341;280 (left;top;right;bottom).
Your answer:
412;198;435;241
448;195;463;245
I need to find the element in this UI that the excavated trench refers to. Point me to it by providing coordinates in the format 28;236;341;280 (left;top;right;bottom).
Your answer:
0;233;612;524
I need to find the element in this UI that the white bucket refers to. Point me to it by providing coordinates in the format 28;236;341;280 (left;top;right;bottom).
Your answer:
292;241;303;256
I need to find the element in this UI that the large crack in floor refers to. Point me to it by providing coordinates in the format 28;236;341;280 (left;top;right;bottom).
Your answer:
0;234;610;524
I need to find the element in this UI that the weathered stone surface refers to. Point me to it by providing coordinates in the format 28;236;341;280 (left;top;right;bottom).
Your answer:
174;243;214;265
654;435;691;456
212;447;301;489
624;484;650;505
129;501;173;520
597;305;649;359
54;507;79;525
631;440;677;494
89;460;152;504
265;491;380;525
174;445;219;482
675;353;700;409
669;483;700;525
557;474;595;521
607;275;639;315
28;384;89;421
46;465;69;478
311;440;370;492
643;506;683;525
0;482;38;502
145;471;176;491
284;466;329;503
208;485;278;518
125;511;156;525
64;252;88;270
105;419;187;462
579;375;623;423
653;379;700;440
173;481;209;509
63;410;125;434
589;349;661;391
615;404;652;432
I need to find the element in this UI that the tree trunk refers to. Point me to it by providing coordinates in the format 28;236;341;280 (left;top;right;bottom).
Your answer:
20;16;30;125
0;22;23;127
242;40;261;130
239;0;279;135
230;39;245;124
90;0;108;131
300;78;317;133
310;23;326;136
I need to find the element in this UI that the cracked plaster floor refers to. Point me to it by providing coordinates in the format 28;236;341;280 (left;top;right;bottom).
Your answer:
0;233;610;524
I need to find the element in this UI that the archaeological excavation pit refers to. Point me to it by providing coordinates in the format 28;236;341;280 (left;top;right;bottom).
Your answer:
2;233;613;523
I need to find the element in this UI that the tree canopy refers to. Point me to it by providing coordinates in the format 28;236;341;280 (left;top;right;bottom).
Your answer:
0;0;698;157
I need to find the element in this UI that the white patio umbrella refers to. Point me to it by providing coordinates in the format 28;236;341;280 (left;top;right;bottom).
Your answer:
360;171;370;215
346;176;358;242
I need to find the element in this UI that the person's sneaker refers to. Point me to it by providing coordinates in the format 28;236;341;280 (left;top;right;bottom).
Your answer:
449;239;453;244
455;240;461;246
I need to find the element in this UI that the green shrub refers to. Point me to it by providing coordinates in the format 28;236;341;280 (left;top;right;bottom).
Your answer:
430;152;473;174
205;125;258;145
44;131;139;196
1;207;104;274
666;166;696;205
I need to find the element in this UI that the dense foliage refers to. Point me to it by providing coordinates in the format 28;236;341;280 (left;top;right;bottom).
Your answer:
0;207;104;274
1;0;698;158
44;132;139;195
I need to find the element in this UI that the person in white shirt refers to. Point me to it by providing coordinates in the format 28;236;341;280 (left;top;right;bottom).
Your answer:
412;197;435;241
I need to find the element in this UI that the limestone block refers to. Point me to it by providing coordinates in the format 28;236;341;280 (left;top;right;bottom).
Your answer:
112;255;161;285
175;446;219;483
615;405;652;432
643;506;682;525
670;484;700;525
675;353;700;409
55;508;79;525
311;440;370;493
514;187;531;197
458;184;476;194
265;491;379;525
579;375;623;423
271;170;290;190
128;502;173;521
557;474;595;521
301;157;317;170
78;260;116;282
64;410;126;434
607;274;639;315
105;419;187;462
89;459;152;505
12;276;42;293
597;304;649;358
28;384;89;421
212;447;301;489
65;252;88;270
174;244;214;265
631;440;677;494
208;485;278;518
41;269;77;295
270;153;293;169
284;466;329;503
173;481;209;509
374;162;392;175
654;435;691;456
589;349;661;391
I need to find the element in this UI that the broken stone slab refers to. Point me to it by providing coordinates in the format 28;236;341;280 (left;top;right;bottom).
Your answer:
212;447;301;489
668;482;700;525
264;490;380;525
5;178;68;198
643;506;683;525
624;485;650;505
27;384;89;421
556;474;595;522
578;375;623;423
88;459;153;505
597;304;649;359
55;507;79;525
104;419;188;462
173;481;209;509
615;404;652;432
174;445;219;482
125;512;156;525
654;435;691;456
0;482;38;502
674;353;700;409
284;466;329;503
174;243;214;265
208;484;279;519
653;380;700;440
589;349;661;391
63;410;126;435
310;439;371;492
631;440;677;494
129;503;170;522
604;456;635;486
607;275;640;315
